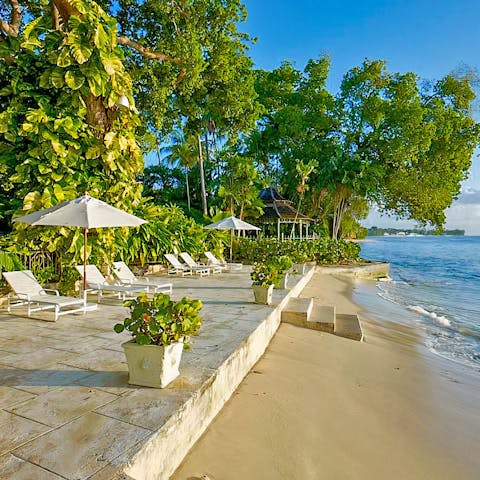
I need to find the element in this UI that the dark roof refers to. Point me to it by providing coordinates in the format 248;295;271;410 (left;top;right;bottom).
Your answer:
258;187;286;202
257;186;312;222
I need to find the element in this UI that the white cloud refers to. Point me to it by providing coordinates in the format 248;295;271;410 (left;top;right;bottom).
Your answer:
362;189;480;235
444;189;480;235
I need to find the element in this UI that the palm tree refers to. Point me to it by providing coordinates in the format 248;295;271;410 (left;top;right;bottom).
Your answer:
161;132;199;211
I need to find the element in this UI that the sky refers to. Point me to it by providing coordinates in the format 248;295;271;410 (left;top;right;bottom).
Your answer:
241;0;480;234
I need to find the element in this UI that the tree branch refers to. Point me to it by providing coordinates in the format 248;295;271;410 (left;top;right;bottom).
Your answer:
0;0;22;37
52;0;82;25
117;35;182;64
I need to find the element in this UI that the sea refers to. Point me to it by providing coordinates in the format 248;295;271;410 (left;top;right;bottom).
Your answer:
358;235;480;371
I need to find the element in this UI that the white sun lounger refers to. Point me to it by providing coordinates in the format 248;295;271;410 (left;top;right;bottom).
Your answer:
180;252;221;275
112;261;172;294
164;254;194;276
76;265;145;302
2;270;87;321
204;251;243;272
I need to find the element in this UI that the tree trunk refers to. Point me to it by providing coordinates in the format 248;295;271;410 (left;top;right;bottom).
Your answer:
185;167;191;211
332;198;348;240
197;135;208;216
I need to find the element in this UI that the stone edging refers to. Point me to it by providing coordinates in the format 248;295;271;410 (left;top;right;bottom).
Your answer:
121;267;316;480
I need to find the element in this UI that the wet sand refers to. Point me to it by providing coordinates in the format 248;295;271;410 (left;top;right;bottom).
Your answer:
171;273;480;480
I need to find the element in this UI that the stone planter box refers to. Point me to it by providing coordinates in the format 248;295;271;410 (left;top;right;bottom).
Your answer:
252;284;274;305
122;339;184;388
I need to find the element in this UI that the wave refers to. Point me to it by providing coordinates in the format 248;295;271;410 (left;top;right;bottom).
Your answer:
408;305;452;327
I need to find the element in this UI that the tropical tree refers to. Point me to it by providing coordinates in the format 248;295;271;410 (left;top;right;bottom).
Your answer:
161;131;201;211
249;57;480;238
329;60;480;235
0;0;145;269
0;0;260;270
217;148;264;219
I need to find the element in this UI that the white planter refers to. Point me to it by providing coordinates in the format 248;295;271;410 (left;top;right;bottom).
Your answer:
122;339;184;388
280;273;289;289
252;284;274;305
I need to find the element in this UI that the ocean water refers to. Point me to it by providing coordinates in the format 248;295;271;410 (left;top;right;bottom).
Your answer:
359;236;480;371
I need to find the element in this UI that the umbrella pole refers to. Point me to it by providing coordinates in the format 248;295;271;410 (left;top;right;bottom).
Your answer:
83;227;87;292
230;229;233;263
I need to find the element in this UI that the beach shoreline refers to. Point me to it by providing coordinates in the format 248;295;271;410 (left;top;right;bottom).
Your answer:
172;272;480;480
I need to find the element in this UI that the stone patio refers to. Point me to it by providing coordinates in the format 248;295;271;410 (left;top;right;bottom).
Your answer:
0;267;314;480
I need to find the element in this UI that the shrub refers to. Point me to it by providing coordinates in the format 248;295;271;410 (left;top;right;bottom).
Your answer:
114;293;203;348
235;238;360;265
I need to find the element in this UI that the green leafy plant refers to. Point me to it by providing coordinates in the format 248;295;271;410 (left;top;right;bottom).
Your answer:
250;259;281;287
114;293;202;348
236;238;360;265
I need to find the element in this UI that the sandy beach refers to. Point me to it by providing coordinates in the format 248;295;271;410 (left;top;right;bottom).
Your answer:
172;272;480;480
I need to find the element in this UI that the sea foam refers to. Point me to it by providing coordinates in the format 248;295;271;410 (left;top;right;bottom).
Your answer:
408;305;452;327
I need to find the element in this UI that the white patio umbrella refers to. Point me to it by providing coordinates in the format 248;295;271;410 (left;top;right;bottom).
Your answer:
13;194;147;290
204;216;260;262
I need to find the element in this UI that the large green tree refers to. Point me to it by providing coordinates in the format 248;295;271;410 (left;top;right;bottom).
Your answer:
329;60;479;237
249;57;480;238
0;0;144;266
0;0;259;267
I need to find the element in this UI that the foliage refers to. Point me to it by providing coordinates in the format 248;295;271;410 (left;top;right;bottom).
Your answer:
1;0;144;271
114;293;202;348
0;249;23;274
115;203;225;266
237;238;360;265
0;0;260;281
250;259;281;287
217;147;264;219
247;56;480;238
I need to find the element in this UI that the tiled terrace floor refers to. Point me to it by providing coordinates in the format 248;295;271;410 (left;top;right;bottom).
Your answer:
0;268;304;479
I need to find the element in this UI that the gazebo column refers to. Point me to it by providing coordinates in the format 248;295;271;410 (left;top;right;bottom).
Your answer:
277;218;281;240
300;220;303;240
306;222;309;239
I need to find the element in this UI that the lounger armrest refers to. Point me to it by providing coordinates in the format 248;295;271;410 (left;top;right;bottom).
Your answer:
116;277;129;284
43;288;60;296
12;292;31;301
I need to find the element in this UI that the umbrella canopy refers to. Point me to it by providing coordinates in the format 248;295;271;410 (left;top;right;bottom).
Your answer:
13;195;146;228
204;216;260;262
203;216;261;232
13;195;147;290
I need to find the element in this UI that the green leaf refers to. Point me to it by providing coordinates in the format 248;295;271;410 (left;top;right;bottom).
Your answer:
71;44;93;64
94;24;108;49
136;333;151;345
86;145;102;159
51;68;66;88
57;49;72;68
87;74;105;97
100;51;123;75
113;324;124;333
65;71;85;90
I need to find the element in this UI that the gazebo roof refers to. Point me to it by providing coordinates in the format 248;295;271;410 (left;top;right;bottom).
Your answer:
257;187;312;222
259;186;286;202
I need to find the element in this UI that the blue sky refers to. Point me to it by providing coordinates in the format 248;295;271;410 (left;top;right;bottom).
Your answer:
242;0;480;233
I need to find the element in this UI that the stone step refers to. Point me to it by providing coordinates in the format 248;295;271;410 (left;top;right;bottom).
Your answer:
306;301;335;333
334;313;363;341
281;297;313;327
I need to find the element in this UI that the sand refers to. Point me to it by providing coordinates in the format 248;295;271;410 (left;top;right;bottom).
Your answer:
171;273;480;480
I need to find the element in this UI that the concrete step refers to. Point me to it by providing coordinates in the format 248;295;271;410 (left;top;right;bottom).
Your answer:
281;297;313;327
334;313;363;341
306;301;335;333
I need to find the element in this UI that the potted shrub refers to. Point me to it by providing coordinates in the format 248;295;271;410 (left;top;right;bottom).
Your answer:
251;259;281;305
114;293;202;388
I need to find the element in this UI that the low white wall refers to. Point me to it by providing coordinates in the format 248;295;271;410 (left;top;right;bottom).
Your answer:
123;268;314;480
